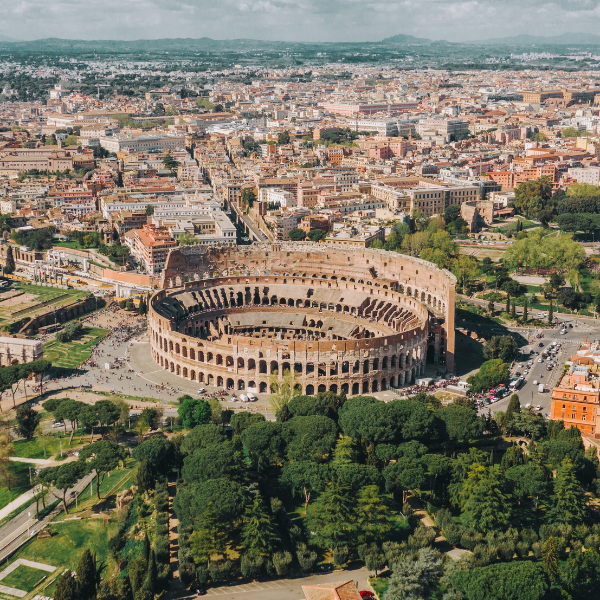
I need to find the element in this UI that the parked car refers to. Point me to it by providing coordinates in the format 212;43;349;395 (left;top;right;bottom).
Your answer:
360;592;375;599
197;388;206;394
52;421;64;428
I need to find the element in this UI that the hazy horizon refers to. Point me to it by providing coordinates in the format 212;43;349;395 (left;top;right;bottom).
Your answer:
2;0;600;44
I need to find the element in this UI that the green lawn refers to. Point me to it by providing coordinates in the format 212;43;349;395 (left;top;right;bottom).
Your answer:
12;435;70;459
10;519;117;597
1;564;52;592
370;576;390;598
43;326;109;370
53;241;97;251
0;461;32;511
0;283;89;326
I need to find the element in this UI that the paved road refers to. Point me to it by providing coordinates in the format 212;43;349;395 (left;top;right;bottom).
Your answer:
477;317;600;417
0;472;95;564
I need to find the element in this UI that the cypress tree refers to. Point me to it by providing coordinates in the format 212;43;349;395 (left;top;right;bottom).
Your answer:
147;550;157;592
506;293;510;314
54;571;78;600
142;531;150;563
511;301;516;319
549;459;588;526
548;298;553;325
523;297;528;321
4;245;15;275
76;549;97;600
121;576;134;600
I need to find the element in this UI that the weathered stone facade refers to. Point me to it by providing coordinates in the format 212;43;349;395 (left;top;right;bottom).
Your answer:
0;336;43;367
150;243;456;393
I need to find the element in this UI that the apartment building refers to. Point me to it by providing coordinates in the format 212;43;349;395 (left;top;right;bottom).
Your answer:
551;363;600;437
568;167;600;186
124;224;178;274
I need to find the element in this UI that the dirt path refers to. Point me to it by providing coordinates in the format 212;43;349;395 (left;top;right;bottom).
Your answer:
168;481;186;596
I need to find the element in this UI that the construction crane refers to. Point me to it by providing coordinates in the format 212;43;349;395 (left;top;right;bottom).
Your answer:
96;83;110;100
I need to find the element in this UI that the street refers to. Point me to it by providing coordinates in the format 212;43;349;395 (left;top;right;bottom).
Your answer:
0;472;95;564
475;315;600;417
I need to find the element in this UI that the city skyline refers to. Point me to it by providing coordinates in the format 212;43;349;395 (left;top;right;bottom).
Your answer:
2;0;600;44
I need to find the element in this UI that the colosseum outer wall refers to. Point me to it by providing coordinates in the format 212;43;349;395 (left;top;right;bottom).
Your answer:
152;243;456;393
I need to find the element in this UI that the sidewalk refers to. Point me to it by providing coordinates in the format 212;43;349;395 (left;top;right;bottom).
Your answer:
0;486;40;522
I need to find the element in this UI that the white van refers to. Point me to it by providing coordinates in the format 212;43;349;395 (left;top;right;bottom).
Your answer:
247;392;257;402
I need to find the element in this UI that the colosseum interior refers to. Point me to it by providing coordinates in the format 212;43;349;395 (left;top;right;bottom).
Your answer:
149;243;456;396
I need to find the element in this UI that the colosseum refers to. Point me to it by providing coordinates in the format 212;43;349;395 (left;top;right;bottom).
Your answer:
148;242;456;396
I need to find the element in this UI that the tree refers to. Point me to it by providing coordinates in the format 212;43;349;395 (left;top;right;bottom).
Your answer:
306;482;357;550
523;297;528;321
288;228;307;241
504;394;521;429
241;188;256;208
356;485;392;545
96;400;121;437
548;297;553;325
307;228;327;242
79;441;127;499
182;442;239;483
145;204;154;216
76;549;99;600
460;465;513;533
0;433;15;492
190;502;227;565
241;493;279;556
483;336;519;362
55;399;84;444
384;548;443;600
560;548;600;600
54;571;78;600
79;404;99;443
241;421;284;473
4;245;14;274
437;404;484;441
450;561;549;600
467;359;509;393
548;459;588;526
178;398;211;429
15;404;40;439
45;461;85;514
277;131;291;145
147;550;157;593
541;537;560;583
132;437;175;479
514;177;553;219
280;461;329;509
282;415;338;462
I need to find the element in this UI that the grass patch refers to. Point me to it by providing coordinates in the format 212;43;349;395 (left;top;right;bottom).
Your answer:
12;435;71;459
0;461;32;511
370;576;390;598
43;326;109;370
12;519;116;598
53;241;96;251
1;564;51;592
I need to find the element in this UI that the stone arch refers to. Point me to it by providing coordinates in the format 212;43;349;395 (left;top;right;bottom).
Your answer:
227;378;234;389
238;380;245;390
352;382;359;395
191;370;196;381
237;357;245;369
259;381;268;393
306;384;315;395
248;358;256;370
217;376;224;387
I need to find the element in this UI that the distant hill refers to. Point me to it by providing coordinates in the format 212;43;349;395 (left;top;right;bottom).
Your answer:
472;32;600;46
0;34;19;42
379;34;431;44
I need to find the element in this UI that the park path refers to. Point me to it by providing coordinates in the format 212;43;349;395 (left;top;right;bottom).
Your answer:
168;481;187;598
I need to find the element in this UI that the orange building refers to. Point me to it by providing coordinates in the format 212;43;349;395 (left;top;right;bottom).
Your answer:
550;364;600;436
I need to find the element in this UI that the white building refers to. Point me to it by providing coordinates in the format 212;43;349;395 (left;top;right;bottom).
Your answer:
99;134;185;153
568;167;600;186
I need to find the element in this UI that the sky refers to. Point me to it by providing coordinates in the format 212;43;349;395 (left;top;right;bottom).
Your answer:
2;0;600;42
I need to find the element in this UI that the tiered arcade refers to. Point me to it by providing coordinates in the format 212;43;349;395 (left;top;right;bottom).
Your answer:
148;243;456;395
